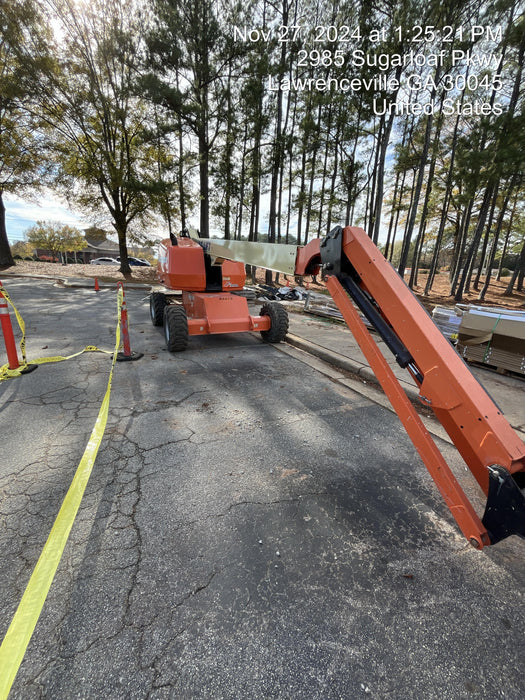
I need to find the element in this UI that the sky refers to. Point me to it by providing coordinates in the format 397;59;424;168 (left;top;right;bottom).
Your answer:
5;193;89;244
4;191;278;245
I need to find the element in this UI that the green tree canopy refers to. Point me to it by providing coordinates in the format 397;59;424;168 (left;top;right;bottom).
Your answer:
26;220;86;261
0;0;52;267
33;0;168;274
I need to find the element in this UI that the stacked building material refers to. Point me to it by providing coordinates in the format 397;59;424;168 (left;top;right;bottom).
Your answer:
432;306;462;340
456;305;525;376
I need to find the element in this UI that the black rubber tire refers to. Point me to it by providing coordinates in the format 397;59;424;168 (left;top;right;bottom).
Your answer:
260;302;289;343
150;292;167;326
164;305;189;352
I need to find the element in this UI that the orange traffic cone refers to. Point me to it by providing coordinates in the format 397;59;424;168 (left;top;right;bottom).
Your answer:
94;277;100;292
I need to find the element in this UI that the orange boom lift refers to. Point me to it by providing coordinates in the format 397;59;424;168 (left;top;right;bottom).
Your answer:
150;231;290;350
151;226;525;548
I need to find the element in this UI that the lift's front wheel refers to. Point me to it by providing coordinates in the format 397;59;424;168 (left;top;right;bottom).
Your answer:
150;292;167;326
164;304;189;352
260;302;289;343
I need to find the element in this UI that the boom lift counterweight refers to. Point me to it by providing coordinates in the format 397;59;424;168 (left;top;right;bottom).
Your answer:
152;225;525;548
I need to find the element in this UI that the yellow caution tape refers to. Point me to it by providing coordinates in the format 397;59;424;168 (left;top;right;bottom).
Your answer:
0;285;113;381
0;288;123;699
0;346;113;381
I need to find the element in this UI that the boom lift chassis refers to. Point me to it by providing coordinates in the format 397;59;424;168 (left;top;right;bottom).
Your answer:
154;225;525;548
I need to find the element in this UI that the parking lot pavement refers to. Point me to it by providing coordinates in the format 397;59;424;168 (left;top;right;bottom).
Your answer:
284;310;525;438
1;279;524;699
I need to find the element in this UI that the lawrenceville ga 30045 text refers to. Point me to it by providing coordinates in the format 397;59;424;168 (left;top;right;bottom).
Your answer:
266;73;503;97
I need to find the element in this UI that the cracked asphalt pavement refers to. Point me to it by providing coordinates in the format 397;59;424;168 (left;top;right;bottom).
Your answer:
1;279;524;699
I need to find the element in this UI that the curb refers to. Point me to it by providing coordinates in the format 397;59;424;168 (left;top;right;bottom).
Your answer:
58;280;153;291
0;272;69;284
0;272;152;291
285;332;421;403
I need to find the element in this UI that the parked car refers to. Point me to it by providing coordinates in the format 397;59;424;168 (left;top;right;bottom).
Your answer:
116;256;151;267
90;257;119;265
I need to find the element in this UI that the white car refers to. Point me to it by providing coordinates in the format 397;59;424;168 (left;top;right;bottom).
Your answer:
90;257;119;265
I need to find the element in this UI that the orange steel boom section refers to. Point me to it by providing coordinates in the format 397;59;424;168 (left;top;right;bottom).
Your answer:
297;226;525;547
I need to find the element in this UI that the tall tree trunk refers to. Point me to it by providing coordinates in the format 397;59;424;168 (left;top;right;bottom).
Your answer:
388;168;408;263
296;146;307;246
398;89;438;278
277;86;292;245
175;73;186;232
178;126;186;232
284;99;297;244
365;120;381;234
317;103;333;239
454;182;496;302
409;95;444;289
371;66;402;245
398;169;417;275
236;122;248;241
114;208;131;276
383;169;401;261
473;188;498;290
296;89;315;246
497;193;518;280
304;103;322;243
424;106;463;294
478;186;514;301
503;239;525;296
326;117;341;236
450;200;473;295
497;228;511;281
344;110;363;226
199;130;210;239
223;62;234;240
266;1;288;282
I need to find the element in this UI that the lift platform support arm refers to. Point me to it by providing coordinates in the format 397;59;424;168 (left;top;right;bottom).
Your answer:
197;226;525;548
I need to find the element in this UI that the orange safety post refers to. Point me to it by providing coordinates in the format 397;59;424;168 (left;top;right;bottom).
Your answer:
0;281;37;376
116;282;143;362
0;281;20;369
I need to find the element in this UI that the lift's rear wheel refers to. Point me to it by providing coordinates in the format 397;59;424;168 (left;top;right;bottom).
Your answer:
150;292;167;326
260;302;289;343
164;304;189;352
